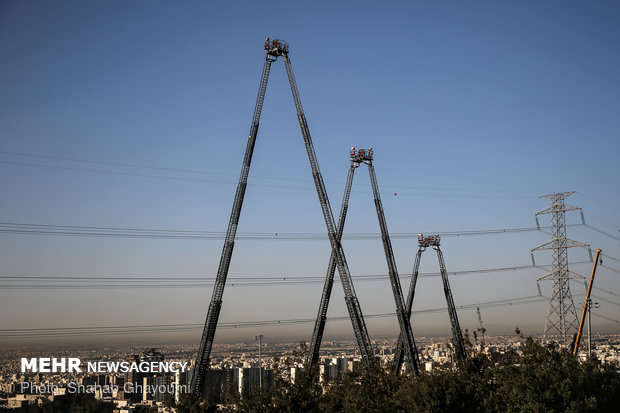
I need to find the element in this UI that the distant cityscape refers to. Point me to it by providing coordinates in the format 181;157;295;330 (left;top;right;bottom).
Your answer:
1;335;619;412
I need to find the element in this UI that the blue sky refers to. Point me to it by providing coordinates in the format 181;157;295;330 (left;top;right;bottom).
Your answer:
0;1;619;347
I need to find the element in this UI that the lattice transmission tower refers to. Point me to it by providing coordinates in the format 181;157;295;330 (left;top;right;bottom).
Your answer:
531;192;590;346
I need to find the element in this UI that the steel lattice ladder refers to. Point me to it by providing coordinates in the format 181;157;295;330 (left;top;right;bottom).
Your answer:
394;233;467;373
191;39;373;397
308;147;420;375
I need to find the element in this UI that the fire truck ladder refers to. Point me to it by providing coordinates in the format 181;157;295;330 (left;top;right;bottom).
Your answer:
191;39;373;397
394;234;467;373
308;148;420;375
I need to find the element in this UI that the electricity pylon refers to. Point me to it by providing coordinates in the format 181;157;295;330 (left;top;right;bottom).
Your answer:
531;192;590;346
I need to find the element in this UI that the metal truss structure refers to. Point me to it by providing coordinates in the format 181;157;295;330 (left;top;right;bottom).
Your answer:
394;233;466;373
307;148;420;375
531;192;590;346
191;39;373;397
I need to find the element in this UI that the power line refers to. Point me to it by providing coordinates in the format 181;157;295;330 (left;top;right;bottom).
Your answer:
0;150;235;177
0;221;570;240
584;224;620;243
0;294;549;339
593;313;620;324
0;159;356;194
576;192;620;213
592;285;620;299
1;160;537;199
0;263;588;289
600;264;620;275
0;160;239;186
540;222;620;271
0;264;540;281
590;294;620;308
601;254;620;264
9;220;618;243
0;150;546;195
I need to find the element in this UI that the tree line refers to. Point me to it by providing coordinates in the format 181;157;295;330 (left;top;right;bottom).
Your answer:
176;332;620;413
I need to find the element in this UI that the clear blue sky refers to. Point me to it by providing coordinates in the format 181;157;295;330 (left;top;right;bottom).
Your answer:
0;1;619;347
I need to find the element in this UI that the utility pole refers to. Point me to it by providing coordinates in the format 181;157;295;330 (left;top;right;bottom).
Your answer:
255;334;263;389
587;299;599;356
587;300;592;356
531;192;590;346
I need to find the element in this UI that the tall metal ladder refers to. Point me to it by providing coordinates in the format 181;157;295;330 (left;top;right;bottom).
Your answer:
191;39;373;397
394;234;466;373
308;148;420;375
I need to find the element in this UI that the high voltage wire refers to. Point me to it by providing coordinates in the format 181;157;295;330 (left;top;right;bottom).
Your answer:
1;160;540;199
1;221;616;290
591;295;620;308
0;150;235;177
0;160;242;186
569;282;620;308
0;150;536;193
2;294;617;340
0;222;615;289
0;222;582;240
0;263;595;289
594;313;620;324
0;295;552;339
576;192;620;213
0;165;616;338
3;221;615;242
0;151;545;196
592;285;620;298
602;254;620;264
600;264;620;275
0;264;542;281
584;224;620;243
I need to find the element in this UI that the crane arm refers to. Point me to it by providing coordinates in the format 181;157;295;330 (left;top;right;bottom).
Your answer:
573;248;602;357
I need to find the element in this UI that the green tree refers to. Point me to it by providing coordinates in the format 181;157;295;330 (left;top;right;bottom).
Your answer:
206;336;620;412
322;361;405;413
493;337;620;412
393;352;496;413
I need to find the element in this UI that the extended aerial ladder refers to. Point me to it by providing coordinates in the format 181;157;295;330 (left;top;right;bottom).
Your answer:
308;148;420;375
394;234;467;373
191;39;373;397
